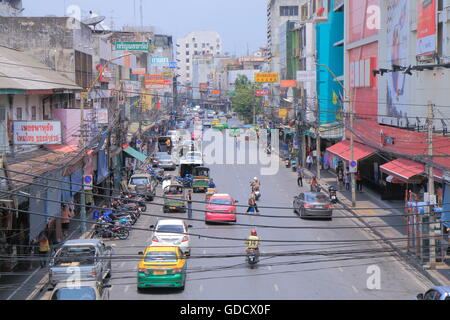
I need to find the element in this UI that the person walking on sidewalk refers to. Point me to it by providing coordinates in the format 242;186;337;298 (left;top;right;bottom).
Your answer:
186;190;193;220
246;193;260;213
337;170;344;190
297;165;304;187
344;172;350;191
356;171;363;192
306;155;313;170
38;232;51;268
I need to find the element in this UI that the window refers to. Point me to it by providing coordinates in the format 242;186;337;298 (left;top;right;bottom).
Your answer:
186;51;189;55
280;6;298;16
194;43;198;48
186;58;190;63
185;43;189;48
16;107;22;120
186;66;190;71
31;106;37;120
194;51;198;55
186;73;190;78
202;43;205;48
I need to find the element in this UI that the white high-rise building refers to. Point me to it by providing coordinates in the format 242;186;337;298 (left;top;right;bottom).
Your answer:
176;31;222;85
0;0;23;16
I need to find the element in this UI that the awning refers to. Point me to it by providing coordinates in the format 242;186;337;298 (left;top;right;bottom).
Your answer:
123;146;147;163
326;140;377;163
380;159;425;182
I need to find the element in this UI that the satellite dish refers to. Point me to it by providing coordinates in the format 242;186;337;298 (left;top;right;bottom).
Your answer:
82;15;106;30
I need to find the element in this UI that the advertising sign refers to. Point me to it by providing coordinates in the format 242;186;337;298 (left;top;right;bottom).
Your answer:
254;73;279;83
296;71;316;83
417;0;436;56
150;57;170;66
13;121;62;145
281;80;297;88
96;109;109;124
211;90;221;94
132;68;146;75
114;42;149;51
255;89;269;96
122;80;141;97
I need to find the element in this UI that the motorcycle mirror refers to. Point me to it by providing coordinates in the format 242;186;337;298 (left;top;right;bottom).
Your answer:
149;225;155;229
188;224;193;228
138;251;143;255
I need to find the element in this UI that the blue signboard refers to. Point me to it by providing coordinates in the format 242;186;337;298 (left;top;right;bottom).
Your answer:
169;62;177;69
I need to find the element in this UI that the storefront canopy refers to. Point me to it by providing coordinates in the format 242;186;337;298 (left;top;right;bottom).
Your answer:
380;159;424;182
326;140;377;163
123;146;147;163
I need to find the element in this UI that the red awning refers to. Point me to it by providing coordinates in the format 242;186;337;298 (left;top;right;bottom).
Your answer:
380;159;425;181
326;140;377;163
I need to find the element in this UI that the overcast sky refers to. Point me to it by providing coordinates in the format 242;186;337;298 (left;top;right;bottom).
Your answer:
22;0;266;56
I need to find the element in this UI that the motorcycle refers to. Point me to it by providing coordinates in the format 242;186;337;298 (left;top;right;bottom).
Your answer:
328;186;338;204
246;249;259;268
285;158;291;168
93;218;130;240
266;146;272;155
176;174;193;188
291;159;297;172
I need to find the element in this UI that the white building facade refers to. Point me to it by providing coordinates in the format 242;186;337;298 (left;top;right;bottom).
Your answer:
176;31;222;85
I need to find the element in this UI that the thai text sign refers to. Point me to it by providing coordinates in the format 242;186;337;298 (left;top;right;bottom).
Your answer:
14;121;61;145
256;89;269;96
254;73;279;83
115;42;149;51
150;57;170;66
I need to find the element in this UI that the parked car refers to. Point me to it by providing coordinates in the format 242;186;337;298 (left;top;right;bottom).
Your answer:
205;194;237;223
150;219;192;256
137;246;187;291
128;174;156;201
151;152;169;167
48;239;113;288
48;281;110;300
416;286;450;300
293;192;333;219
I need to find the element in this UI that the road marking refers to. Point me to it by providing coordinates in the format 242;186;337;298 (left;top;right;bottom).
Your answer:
203;249;206;254
338;267;344;273
124;285;129;293
352;285;359;293
199;284;204;292
111;243;116;247
7;267;40;300
274;284;279;292
268;266;272;271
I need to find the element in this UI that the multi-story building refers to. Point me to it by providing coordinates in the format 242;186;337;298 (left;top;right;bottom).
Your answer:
176;31;222;85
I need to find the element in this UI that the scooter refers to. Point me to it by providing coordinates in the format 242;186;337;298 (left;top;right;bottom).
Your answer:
285;158;291;168
329;186;338;204
291;159;297;172
246;249;259;268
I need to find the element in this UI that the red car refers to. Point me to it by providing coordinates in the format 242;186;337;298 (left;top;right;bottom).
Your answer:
205;194;237;223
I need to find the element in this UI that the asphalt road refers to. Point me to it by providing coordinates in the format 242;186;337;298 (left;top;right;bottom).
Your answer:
105;122;432;300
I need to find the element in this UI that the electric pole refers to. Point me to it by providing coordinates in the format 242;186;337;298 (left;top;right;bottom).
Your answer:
79;91;87;235
350;95;356;207
315;96;321;180
427;100;436;269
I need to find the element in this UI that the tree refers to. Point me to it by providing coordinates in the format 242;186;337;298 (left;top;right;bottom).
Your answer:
230;75;262;124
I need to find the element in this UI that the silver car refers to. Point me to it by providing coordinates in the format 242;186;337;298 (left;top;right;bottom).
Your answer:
416;286;450;300
293;192;333;219
157;153;176;171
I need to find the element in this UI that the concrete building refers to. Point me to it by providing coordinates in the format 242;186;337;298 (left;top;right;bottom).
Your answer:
176;31;222;85
0;0;22;17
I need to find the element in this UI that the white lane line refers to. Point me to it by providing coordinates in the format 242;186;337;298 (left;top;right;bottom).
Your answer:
338;267;344;273
274;284;279;292
203;249;206;254
352;285;359;293
7;267;40;300
124;285;129;293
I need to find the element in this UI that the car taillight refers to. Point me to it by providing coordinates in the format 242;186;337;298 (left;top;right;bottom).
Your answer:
138;268;149;274
326;204;333;209
147;186;152;190
152;236;159;242
304;204;314;208
181;236;189;242
172;268;182;274
91;271;97;277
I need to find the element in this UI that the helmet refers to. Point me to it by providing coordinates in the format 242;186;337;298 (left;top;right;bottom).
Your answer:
120;218;127;225
253;177;258;181
251;230;257;236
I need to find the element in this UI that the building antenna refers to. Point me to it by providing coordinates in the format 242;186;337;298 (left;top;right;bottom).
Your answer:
140;0;143;28
110;10;115;30
134;0;136;25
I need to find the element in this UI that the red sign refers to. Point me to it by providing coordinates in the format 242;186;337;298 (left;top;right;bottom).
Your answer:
281;80;297;88
256;89;269;96
211;90;221;94
417;0;436;56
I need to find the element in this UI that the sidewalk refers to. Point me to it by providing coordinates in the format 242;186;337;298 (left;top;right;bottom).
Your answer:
304;165;450;286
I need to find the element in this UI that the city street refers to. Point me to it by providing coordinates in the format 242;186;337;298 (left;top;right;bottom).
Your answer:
105;132;432;300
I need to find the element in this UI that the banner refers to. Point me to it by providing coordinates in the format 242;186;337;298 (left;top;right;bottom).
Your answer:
13;121;61;145
417;0;436;56
254;73;279;83
281;80;297;88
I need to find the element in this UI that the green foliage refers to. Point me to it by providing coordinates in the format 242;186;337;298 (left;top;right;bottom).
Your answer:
230;75;262;124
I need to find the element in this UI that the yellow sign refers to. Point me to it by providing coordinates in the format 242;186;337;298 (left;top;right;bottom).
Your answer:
255;73;279;83
142;91;152;110
278;108;288;118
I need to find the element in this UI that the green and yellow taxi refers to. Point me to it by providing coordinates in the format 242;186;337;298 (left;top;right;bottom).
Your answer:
137;246;187;291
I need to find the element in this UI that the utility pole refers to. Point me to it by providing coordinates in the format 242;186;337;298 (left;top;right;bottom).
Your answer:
300;91;306;167
315;96;321;180
350;96;356;207
79;91;87;235
427;100;436;269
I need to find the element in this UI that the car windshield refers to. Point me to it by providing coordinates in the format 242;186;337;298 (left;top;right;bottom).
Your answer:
210;198;232;205
144;251;178;263
166;186;182;195
305;194;329;204
157;225;184;233
130;178;148;185
52;287;97;300
54;246;96;266
154;153;167;158
160;155;171;160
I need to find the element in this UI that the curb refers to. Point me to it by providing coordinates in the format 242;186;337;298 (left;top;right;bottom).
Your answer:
25;226;95;300
312;170;447;287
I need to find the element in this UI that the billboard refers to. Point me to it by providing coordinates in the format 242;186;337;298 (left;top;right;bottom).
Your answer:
13;121;62;145
384;0;410;120
114;42;149;51
254;73;279;83
417;0;436;56
150;57;170;66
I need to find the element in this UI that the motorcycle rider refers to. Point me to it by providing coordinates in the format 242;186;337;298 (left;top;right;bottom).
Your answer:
251;177;260;191
208;179;216;188
246;230;261;259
